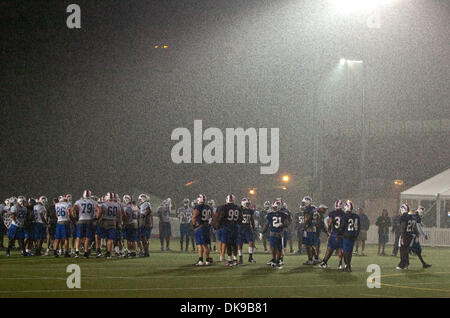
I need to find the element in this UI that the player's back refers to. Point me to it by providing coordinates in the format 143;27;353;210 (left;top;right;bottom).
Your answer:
55;202;71;223
329;209;345;236
218;203;242;228
75;198;97;221
343;212;360;239
101;201;120;223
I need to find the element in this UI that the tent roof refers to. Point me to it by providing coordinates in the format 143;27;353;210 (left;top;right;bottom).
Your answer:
401;168;450;200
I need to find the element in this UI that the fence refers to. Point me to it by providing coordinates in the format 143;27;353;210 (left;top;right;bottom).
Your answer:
366;226;450;247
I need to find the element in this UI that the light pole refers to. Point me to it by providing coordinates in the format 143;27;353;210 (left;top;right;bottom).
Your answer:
340;58;366;207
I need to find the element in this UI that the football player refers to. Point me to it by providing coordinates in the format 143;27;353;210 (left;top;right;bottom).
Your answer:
342;200;360;272
137;194;152;257
315;204;328;260
192;194;213;266
294;203;305;254
33;196;48;256
53;195;72;257
319;200;345;269
261;199;288;269
94;195;106;257
122;195;139;258
237;197;256;264
0;199;9;250
280;200;293;264
406;206;431;269
259;201;271;253
158;198;172;251
24;198;36;256
45;198;58;256
301;196;319;265
72;190;97;258
64;194;77;256
211;199;226;261
214;194;242;266
6;197;27;257
177;199;193;252
207;199;217;253
96;192;122;259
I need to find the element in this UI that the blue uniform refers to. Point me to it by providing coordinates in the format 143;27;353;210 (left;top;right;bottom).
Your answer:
267;211;288;250
303;206;317;246
238;208;255;245
327;209;345;251
342;213;360;253
280;208;292;248
193;204;212;245
216;203;242;245
410;213;422;254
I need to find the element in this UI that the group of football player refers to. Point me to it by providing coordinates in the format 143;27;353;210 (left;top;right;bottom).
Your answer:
0;191;154;259
0;191;431;272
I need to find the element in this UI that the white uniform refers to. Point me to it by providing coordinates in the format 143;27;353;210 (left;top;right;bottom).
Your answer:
139;201;152;227
33;204;46;224
10;204;27;227
56;202;72;224
124;204;139;228
100;201;121;229
74;198;97;222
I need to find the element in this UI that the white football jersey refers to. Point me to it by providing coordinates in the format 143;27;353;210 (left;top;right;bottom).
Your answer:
74;198;97;221
55;202;72;222
10;204;27;227
101;201;121;221
33;204;46;224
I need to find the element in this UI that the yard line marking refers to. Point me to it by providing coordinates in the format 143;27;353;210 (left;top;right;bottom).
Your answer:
380;282;450;293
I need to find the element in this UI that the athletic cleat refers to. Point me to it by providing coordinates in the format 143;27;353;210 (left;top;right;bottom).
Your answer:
303;260;315;265
194;261;204;266
338;264;343;270
423;263;432;269
319;262;328;269
313;259;321;265
248;258;256;263
276;264;283;270
266;260;275;266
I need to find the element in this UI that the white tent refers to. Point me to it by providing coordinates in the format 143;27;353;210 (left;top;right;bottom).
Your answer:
400;168;450;227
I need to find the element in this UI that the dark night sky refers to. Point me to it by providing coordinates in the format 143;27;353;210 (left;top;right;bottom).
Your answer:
1;0;449;205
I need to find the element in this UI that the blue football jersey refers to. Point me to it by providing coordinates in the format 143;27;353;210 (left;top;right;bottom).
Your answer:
343;212;360;239
267;211;288;233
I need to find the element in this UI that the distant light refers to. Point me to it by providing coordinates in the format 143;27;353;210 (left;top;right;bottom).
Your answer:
249;189;256;195
330;0;392;15
185;180;198;186
340;58;346;65
163;45;168;49
340;58;363;65
393;179;404;186
154;45;159;49
281;186;287;190
282;175;290;183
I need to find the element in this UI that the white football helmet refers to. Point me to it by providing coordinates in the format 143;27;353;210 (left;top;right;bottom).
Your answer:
65;194;72;202
263;201;271;209
17;197;26;207
416;205;425;217
123;195;132;205
138;194;150;203
98;195;105;204
282;202;288;209
82;190;92;199
183;198;190;207
105;192;114;201
400;203;410;215
272;199;282;212
226;194;235;204
302;196;312;207
38;196;48;205
4;198;10;206
190;201;196;208
58;195;64;202
9;197;17;205
207;199;215;207
241;197;251;208
344;200;353;213
335;200;344;210
197;194;206;205
318;204;328;211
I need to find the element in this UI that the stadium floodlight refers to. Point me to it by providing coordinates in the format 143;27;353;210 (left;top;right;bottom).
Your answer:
282;175;290;183
329;0;393;15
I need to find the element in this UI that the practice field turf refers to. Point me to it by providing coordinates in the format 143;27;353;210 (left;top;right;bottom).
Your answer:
1;240;449;298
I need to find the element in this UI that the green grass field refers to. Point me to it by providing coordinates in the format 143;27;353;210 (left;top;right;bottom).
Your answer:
1;239;449;298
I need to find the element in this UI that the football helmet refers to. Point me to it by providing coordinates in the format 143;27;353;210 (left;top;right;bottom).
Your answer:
98;195;105;204
282;202;288;209
335;200;344;210
207;199;215;207
38;196;48;205
263;201;271;209
183;198;190;207
302;196;312;207
197;194;206;205
105;192;114;201
400;203;410;215
82;190;92;199
226;194;235;204
344;200;353;213
4;198;10;206
138;194;150;203
17;197;26;206
318;204;328;211
123;195;132;205
65;194;72;202
9;197;17;205
241;197;251;208
416;205;425;217
272;199;282;212
58;195;64;202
